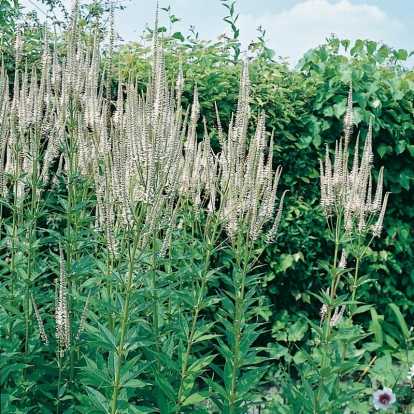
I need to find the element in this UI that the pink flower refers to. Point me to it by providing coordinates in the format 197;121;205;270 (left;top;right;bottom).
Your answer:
372;387;396;410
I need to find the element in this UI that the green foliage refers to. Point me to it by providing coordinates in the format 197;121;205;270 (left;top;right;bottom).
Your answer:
110;29;414;411
0;0;21;75
2;1;414;412
0;0;20;32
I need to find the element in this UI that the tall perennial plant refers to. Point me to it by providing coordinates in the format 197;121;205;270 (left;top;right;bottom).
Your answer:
0;2;286;413
272;84;396;413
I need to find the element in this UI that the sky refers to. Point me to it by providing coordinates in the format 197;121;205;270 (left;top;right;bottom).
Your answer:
19;0;414;68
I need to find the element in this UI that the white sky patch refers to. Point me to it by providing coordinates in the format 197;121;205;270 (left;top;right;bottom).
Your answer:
231;0;405;66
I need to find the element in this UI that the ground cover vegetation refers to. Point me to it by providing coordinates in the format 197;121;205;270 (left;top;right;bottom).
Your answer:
1;0;414;413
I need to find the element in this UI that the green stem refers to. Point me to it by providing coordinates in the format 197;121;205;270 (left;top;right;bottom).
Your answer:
228;235;251;414
110;231;140;414
338;230;372;365
175;211;221;409
23;281;30;369
317;213;342;403
105;247;114;333
8;140;26;386
56;353;63;414
110;202;146;414
65;95;79;388
8;146;20;343
152;241;161;373
339;254;361;365
24;128;41;380
175;249;213;406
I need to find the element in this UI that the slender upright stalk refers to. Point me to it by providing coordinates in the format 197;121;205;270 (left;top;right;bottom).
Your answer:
23;128;42;379
175;189;225;409
317;214;342;401
151;238;161;373
110;206;145;414
56;353;64;414
228;246;250;414
175;223;219;408
65;96;78;387
8;141;24;356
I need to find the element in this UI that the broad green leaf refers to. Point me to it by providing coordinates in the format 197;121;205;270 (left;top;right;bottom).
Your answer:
84;386;110;413
266;343;288;359
121;379;150;388
172;32;185;42
97;323;118;351
39;405;53;414
187;354;216;374
398;170;411;190
280;254;294;272
377;144;390;158
192;334;219;344
1;364;28;386
396;48;408;61
182;391;212;406
80;366;112;387
355;92;369;109
333;100;346;119
370;308;383;345
203;378;228;399
154;373;176;402
388;303;409;338
286;320;308;342
366;41;377;55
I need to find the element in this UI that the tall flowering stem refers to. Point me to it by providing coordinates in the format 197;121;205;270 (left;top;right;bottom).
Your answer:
211;61;286;413
3;21;56;382
175;110;225;409
105;10;197;411
317;84;390;403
